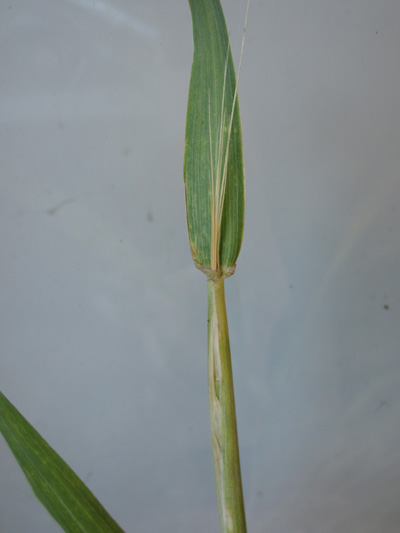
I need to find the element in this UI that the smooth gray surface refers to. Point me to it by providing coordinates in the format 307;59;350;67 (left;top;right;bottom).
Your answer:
1;1;400;532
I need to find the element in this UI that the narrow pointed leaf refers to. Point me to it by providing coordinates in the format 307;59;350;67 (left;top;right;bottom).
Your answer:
0;391;124;533
184;0;245;279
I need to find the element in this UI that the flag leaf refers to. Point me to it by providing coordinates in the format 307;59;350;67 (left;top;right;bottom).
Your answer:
184;0;245;280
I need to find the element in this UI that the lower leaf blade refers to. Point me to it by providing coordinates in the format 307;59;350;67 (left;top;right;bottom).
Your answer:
0;390;124;532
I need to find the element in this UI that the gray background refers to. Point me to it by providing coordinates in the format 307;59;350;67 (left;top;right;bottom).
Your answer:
1;1;400;531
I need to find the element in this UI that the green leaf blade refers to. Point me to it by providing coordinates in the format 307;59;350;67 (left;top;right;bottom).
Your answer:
184;0;245;279
0;391;124;532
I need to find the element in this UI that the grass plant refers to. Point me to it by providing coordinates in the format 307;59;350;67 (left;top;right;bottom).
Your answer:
0;1;249;531
185;1;249;531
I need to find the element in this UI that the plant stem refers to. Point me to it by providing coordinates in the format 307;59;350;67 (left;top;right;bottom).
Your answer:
208;279;247;533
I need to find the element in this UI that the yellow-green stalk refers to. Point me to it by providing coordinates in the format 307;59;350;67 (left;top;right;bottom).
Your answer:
208;279;246;533
184;1;248;531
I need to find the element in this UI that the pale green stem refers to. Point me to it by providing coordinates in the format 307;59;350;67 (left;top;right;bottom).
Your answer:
208;279;247;533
